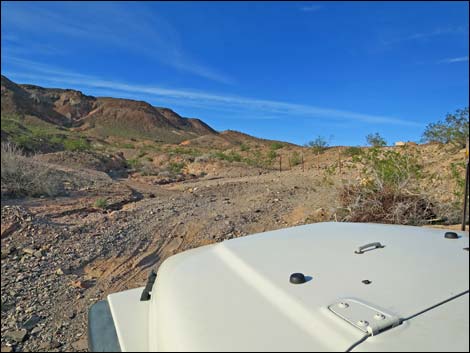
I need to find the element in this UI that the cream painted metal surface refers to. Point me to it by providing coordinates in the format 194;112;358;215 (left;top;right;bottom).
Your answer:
108;287;149;352
329;299;401;335
149;222;469;351
354;293;469;352
106;222;469;351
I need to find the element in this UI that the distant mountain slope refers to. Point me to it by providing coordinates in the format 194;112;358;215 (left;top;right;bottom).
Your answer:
1;75;293;148
180;129;297;150
1;75;216;143
1;76;77;126
219;130;297;147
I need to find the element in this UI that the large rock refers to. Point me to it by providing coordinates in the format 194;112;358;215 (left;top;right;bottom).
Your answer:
5;329;28;343
1;222;19;239
22;314;42;331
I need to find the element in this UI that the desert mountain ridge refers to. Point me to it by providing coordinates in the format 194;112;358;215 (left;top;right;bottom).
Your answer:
1;75;292;147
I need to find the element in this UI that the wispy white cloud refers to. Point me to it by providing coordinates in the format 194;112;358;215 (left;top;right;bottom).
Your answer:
299;4;323;12
2;58;419;127
438;56;469;64
382;26;468;46
1;2;233;84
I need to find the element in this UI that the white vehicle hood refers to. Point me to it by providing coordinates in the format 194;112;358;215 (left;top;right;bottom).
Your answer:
116;222;470;351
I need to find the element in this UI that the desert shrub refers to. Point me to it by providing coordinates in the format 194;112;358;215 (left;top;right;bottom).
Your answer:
321;163;339;186
240;144;250;152
270;142;284;151
431;162;467;223
289;151;302;166
126;158;142;170
305;136;329;154
422;107;469;148
243;150;263;168
63;138;91;152
340;184;435;225
266;150;277;164
5;127;63;152
1;142;63;198
449;162;466;200
94;198;108;209
211;151;242;163
365;132;387;147
1;114;90;153
168;162;186;175
13;134;46;152
211;151;227;161
169;147;186;155
49;135;66;146
339;147;436;225
354;148;424;191
230;152;243;162
343;146;363;158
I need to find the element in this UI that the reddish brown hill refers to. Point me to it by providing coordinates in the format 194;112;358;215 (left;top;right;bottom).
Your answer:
180;129;297;150
1;76;294;147
220;130;297;147
20;83;96;124
1;76;76;126
1;75;216;143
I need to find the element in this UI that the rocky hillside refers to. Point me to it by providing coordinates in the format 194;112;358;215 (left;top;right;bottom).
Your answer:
180;130;297;149
1;75;216;143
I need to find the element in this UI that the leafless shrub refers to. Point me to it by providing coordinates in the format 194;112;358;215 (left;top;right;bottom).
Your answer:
339;147;437;225
340;184;435;225
1;142;63;198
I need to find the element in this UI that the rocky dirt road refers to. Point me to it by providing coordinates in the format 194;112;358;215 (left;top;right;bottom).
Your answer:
1;168;338;352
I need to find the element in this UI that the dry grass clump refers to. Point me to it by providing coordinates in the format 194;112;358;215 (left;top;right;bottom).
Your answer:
1;142;63;198
340;184;435;225
339;147;437;225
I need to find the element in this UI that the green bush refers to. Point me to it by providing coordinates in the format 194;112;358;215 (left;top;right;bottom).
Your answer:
127;158;142;170
211;151;243;163
240;144;250;152
1;114;83;153
352;147;423;192
63;138;91;151
450;162;466;199
343;146;363;157
289;151;302;166
365;133;387;147
305;136;329;154
243;150;264;168
270;142;284;151
14;134;44;151
422;107;469;148
266;150;277;164
168;162;186;175
168;146;187;155
339;147;435;225
94;198;108;209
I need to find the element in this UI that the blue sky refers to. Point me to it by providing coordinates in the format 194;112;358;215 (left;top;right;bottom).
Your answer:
1;1;468;146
